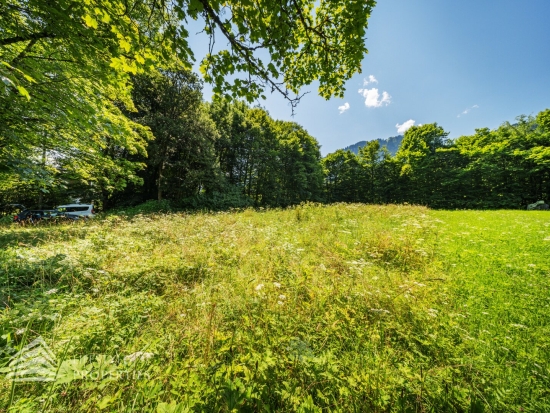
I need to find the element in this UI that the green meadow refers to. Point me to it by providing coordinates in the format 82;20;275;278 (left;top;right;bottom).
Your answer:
1;204;549;412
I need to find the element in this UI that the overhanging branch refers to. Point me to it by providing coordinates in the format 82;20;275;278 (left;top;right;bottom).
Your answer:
0;31;55;47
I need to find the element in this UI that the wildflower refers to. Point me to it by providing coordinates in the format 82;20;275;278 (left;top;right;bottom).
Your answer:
125;352;154;362
370;308;390;314
273;282;281;288
45;288;58;295
255;284;264;291
15;328;26;335
278;294;286;300
277;301;284;305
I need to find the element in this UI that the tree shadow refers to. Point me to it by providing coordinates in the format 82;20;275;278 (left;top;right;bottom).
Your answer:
0;225;90;249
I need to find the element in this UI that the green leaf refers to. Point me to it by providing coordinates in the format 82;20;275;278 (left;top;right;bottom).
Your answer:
84;15;98;29
16;85;30;100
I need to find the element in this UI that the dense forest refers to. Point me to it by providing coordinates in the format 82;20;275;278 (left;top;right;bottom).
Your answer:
324;114;550;209
0;70;325;211
0;0;373;213
1;68;549;210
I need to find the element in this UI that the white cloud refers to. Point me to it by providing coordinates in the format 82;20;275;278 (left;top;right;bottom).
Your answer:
396;119;416;134
457;104;479;118
358;88;391;108
338;102;350;114
363;75;378;86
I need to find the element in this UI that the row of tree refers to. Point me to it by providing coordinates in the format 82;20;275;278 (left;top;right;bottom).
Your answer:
324;112;550;209
2;63;548;211
5;2;546;211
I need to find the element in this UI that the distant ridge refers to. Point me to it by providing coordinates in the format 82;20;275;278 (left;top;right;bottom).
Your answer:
343;135;403;156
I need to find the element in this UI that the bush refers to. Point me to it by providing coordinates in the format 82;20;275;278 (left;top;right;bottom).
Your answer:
110;199;174;216
179;187;253;211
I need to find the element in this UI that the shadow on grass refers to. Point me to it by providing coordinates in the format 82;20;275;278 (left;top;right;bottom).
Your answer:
0;224;91;249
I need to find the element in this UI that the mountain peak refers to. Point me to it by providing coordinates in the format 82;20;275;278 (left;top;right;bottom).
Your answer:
343;135;403;156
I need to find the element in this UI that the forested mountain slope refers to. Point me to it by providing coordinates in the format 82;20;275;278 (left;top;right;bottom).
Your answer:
343;135;404;155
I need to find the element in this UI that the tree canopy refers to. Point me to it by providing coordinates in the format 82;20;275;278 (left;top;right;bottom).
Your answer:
0;0;376;202
1;0;376;109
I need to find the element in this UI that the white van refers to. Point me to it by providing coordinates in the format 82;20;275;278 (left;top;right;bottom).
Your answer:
56;204;95;218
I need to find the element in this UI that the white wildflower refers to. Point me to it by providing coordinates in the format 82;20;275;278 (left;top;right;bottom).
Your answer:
277;301;284;305
15;328;26;335
273;282;281;288
278;294;286;300
370;308;390;314
45;288;58;295
255;283;264;291
427;308;438;317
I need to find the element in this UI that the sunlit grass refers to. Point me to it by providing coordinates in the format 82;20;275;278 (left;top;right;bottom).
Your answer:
1;205;549;412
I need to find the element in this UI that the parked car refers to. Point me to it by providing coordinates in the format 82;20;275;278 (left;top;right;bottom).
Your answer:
14;209;60;224
1;204;26;217
13;209;80;224
56;204;95;218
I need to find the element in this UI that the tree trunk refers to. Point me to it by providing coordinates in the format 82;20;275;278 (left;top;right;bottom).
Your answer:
158;162;164;201
38;143;46;208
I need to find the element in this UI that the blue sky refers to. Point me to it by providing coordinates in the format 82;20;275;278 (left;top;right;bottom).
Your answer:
190;0;550;155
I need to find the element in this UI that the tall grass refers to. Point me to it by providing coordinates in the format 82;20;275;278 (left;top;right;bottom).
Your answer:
0;204;549;412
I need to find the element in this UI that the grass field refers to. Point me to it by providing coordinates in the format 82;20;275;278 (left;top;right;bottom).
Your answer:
1;204;549;412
